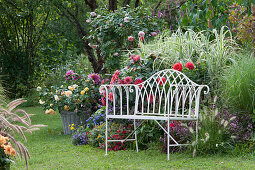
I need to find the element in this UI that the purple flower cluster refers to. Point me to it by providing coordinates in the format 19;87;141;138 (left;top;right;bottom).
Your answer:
88;73;101;84
65;70;80;81
222;112;253;142
72;132;88;145
162;121;194;153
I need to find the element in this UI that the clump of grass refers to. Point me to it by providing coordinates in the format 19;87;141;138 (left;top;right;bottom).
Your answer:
128;26;238;91
220;53;255;113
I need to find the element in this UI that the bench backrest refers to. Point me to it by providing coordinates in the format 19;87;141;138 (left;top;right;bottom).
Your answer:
134;69;206;119
101;69;209;120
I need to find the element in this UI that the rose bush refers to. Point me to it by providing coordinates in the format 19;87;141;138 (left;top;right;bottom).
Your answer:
85;6;166;71
38;70;104;116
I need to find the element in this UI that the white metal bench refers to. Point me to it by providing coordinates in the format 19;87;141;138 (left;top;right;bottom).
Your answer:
100;69;209;160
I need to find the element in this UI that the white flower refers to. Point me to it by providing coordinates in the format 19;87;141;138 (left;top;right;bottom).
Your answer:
216;144;218;147
54;95;59;101
97;15;101;18
223;120;228;128
91;12;96;17
230;116;236;121
192;148;196;157
72;84;78;90
124;17;129;22
37;86;42;92
138;31;145;37
205;132;209;137
39;99;45;105
189;127;194;134
113;52;119;56
65;90;72;97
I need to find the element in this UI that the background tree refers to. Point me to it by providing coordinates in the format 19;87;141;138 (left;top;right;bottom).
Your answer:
0;0;50;98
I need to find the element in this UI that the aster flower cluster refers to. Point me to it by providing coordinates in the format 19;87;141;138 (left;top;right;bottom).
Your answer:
72;132;88;145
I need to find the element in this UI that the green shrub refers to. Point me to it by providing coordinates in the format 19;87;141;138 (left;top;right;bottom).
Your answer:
220;53;255;113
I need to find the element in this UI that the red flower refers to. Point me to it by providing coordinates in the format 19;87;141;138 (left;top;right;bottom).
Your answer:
157;77;166;85
139;36;144;41
185;62;195;70
101;97;106;106
147;94;154;103
119;79;125;84
109;92;113;101
134;78;143;88
173;62;183;71
169;123;175;127
130;54;135;60
133;55;140;63
114;70;120;76
124;76;133;84
128;36;134;42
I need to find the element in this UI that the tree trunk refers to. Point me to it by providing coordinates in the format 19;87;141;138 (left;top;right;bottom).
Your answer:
135;0;140;8
123;0;131;7
109;0;118;11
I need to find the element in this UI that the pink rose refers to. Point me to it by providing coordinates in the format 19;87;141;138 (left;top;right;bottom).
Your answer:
138;31;145;37
86;19;92;23
109;92;113;101
91;12;96;17
128;36;134;42
124;17;129;22
150;32;157;37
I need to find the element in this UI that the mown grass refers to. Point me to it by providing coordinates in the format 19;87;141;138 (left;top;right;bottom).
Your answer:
12;107;255;169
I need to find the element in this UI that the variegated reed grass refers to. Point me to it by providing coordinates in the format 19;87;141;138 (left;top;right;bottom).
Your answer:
126;26;239;91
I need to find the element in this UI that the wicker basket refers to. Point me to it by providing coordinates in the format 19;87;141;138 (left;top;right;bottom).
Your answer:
60;111;89;135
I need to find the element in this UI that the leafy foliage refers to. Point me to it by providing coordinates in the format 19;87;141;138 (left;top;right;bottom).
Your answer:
86;6;166;71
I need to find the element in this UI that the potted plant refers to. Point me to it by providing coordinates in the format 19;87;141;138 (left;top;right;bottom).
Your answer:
38;70;103;134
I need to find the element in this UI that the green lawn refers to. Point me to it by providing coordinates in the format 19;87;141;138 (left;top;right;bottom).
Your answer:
11;107;255;169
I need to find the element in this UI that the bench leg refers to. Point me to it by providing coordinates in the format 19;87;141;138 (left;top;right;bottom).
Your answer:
105;117;108;156
134;119;139;152
167;119;170;160
196;119;198;148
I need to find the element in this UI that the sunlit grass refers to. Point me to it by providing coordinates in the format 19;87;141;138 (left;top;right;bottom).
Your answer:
11;107;255;169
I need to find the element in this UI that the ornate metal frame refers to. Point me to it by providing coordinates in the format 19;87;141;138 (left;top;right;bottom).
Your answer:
100;69;209;160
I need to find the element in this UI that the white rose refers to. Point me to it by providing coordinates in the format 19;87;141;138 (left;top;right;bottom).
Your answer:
39;99;45;105
72;84;78;90
54;95;59;101
37;86;42;91
65;90;72;97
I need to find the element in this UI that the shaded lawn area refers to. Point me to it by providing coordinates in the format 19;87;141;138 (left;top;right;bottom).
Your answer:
12;107;255;169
